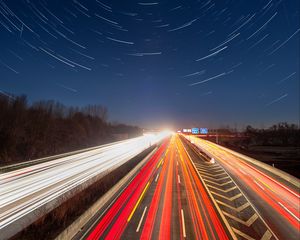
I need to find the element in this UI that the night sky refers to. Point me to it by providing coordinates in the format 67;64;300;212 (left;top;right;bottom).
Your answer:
0;0;299;129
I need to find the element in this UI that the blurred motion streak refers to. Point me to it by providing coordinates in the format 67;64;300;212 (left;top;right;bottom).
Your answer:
0;131;170;239
87;135;229;239
184;135;300;231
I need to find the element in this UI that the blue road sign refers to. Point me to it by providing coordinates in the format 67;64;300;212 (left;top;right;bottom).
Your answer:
192;128;199;134
200;128;208;134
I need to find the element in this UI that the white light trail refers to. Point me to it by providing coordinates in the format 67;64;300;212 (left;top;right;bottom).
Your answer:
0;132;170;237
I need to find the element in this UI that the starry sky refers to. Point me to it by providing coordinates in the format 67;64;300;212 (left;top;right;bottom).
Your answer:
0;0;299;129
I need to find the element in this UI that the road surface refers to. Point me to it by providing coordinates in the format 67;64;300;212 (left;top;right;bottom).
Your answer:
183;135;300;240
2;133;298;239
0;133;168;240
79;134;291;239
79;135;229;239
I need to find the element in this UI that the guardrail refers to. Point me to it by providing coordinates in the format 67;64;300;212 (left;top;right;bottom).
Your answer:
183;134;300;189
0;132;171;240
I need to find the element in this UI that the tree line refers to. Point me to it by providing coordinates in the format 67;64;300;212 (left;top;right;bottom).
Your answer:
0;94;142;165
244;123;300;146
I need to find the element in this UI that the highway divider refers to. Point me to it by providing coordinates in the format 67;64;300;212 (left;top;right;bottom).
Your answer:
55;147;158;240
9;144;159;240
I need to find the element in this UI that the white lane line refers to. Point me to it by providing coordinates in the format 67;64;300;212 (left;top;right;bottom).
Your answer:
177;161;179;166
136;206;148;232
278;202;300;222
155;173;160;182
178;175;181;184
181;209;186;238
253;180;265;190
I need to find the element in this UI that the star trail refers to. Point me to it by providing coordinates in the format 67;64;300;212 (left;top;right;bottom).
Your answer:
0;0;299;128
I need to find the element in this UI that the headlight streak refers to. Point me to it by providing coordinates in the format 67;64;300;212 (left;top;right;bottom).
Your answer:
86;135;236;239
0;132;170;236
86;140;169;240
184;135;300;231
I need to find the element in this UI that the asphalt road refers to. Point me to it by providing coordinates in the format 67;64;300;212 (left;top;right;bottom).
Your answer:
81;135;231;239
0;134;168;240
183;135;299;240
79;134;300;239
4;132;296;239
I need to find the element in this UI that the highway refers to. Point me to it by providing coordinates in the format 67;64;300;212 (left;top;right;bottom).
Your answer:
78;135;230;239
0;133;169;240
78;134;294;240
1;133;298;239
183;135;300;240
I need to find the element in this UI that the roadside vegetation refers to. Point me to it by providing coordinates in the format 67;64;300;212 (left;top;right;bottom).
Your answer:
0;93;141;166
207;123;300;178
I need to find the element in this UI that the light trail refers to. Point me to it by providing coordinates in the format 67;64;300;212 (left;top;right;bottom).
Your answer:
85;135;230;239
0;132;170;238
184;135;300;233
176;137;229;240
140;145;170;239
86;139;169;240
159;146;174;239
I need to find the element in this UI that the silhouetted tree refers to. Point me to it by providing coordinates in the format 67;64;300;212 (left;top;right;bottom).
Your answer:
0;93;142;165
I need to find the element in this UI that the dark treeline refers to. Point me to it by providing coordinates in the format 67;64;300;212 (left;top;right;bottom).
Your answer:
243;123;300;147
0;94;142;165
215;123;300;178
210;123;299;147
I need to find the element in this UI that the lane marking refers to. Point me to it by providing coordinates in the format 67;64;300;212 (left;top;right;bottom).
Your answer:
242;160;300;198
210;191;242;201
196;170;227;177
197;168;224;173
254;180;265;190
178;175;181;184
223;212;258;227
136;206;147;232
200;137;300;198
196;166;222;171
278;201;300;222
204;179;233;186
77;146;159;239
177;137;237;240
261;230;273;240
216;200;250;212
259;180;272;191
201;175;230;181
155;173;160;182
185;136;279;240
206;185;237;193
181;209;186;238
127;181;150;222
232;227;255;240
157;157;164;169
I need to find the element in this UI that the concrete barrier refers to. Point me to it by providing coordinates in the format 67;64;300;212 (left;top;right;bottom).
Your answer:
55;147;157;240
